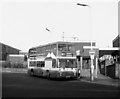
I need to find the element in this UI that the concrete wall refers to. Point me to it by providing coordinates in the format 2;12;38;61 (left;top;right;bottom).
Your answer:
7;55;25;63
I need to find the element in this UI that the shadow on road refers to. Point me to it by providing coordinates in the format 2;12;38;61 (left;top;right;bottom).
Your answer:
32;75;77;81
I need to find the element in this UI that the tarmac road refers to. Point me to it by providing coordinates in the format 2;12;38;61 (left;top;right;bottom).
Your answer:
2;72;120;97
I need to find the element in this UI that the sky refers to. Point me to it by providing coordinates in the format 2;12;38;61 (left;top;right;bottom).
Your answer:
0;0;119;52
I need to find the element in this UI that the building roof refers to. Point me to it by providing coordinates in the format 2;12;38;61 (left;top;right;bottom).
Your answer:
0;42;21;51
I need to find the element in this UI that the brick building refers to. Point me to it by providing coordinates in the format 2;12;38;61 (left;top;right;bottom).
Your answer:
0;42;20;61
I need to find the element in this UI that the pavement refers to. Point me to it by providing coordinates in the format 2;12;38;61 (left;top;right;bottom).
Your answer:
80;73;120;87
1;68;27;73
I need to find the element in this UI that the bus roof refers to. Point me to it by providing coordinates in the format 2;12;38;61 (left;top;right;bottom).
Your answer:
56;56;76;59
29;41;96;50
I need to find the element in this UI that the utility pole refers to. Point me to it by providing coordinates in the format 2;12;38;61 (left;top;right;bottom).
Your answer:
77;3;95;81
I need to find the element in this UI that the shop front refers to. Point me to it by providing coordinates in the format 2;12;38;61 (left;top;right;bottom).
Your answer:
98;48;120;79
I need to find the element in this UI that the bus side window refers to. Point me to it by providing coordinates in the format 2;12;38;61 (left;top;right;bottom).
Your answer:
37;61;41;67
30;61;37;67
29;62;32;66
41;61;45;67
37;61;45;67
52;59;56;68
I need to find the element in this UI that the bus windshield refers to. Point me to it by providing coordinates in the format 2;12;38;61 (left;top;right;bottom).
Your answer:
59;59;76;68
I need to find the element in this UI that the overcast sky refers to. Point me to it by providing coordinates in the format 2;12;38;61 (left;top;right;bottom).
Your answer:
0;0;119;52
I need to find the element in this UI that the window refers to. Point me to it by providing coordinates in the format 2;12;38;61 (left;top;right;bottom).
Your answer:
52;59;56;68
29;61;37;67
28;48;37;58
37;61;41;67
41;61;45;67
37;61;45;67
29;48;37;54
58;44;74;52
52;44;57;50
58;44;67;51
68;45;72;51
59;59;76;68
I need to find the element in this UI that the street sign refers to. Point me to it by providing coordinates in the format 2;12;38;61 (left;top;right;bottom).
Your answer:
89;49;95;54
76;50;80;56
89;49;95;59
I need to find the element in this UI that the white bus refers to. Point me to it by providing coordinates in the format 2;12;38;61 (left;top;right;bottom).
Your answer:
27;42;80;79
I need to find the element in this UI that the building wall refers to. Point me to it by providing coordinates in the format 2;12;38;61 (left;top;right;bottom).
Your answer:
0;43;20;60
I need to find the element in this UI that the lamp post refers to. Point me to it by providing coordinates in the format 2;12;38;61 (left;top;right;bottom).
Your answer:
89;50;95;81
77;3;94;81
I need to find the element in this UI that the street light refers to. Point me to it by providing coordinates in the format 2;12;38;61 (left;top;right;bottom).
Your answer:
77;3;94;81
77;3;92;48
77;3;89;7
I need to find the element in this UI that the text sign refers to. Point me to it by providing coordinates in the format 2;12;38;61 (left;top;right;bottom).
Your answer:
76;50;80;56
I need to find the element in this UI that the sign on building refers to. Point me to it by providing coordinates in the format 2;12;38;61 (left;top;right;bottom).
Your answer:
76;50;80;56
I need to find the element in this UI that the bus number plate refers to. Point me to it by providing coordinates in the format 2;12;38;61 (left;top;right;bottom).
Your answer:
66;76;70;78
